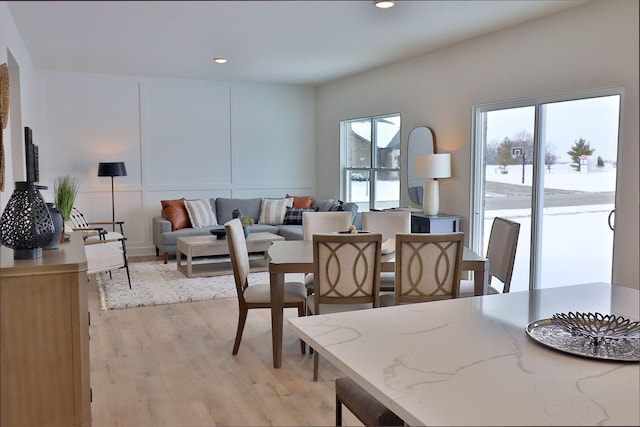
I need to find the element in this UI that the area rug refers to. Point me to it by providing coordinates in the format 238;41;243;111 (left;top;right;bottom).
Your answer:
96;260;304;310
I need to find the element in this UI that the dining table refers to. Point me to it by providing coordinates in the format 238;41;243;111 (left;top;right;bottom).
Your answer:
288;282;640;426
267;239;489;369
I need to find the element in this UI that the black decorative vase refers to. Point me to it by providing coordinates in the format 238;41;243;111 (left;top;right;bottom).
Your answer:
44;202;64;250
0;181;55;259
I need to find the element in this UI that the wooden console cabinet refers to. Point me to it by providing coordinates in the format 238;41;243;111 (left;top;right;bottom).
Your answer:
0;234;91;427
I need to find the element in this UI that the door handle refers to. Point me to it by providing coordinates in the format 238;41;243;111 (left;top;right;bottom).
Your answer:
607;209;615;231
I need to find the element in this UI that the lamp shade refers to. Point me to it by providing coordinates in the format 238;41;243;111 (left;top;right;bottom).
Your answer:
413;153;451;179
98;162;127;177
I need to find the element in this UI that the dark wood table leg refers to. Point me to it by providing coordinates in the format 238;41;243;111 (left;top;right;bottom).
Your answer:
270;271;285;368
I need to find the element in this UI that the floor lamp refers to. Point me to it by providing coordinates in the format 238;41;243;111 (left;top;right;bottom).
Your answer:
98;162;127;231
413;153;451;216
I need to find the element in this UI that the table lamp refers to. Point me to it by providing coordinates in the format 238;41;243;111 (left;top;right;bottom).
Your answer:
98;162;127;230
413;153;451;215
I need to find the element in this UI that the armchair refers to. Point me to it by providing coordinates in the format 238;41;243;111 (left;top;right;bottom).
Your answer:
84;236;131;289
68;207;125;244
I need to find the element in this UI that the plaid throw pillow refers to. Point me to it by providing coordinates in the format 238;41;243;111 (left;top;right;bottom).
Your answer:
283;207;317;225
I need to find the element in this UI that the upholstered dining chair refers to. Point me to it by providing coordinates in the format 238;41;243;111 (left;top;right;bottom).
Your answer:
302;211;353;241
361;211;411;292
302;211;353;294
225;218;307;355
308;232;382;381
84;236;132;289
380;232;464;306
459;217;520;296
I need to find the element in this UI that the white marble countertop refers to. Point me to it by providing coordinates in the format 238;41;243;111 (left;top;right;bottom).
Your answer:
288;283;639;426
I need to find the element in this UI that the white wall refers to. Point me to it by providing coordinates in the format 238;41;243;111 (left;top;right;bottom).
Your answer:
0;2;44;209
316;0;639;288
38;72;316;255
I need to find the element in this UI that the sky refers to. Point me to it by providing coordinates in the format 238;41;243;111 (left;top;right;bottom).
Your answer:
485;95;620;163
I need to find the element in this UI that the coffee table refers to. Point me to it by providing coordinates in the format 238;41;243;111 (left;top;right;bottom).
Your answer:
176;232;284;278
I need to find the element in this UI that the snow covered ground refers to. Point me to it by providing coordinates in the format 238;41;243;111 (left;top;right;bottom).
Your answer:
486;162;616;192
349;163;618;291
485;163;616;291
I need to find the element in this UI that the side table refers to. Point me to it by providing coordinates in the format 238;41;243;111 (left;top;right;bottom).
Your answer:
411;212;461;233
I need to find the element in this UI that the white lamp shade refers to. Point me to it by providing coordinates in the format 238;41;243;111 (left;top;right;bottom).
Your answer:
413;153;451;179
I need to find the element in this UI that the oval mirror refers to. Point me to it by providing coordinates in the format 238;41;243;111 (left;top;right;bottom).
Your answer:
407;126;435;205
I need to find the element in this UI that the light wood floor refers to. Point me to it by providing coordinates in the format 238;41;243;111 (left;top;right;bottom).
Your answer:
89;258;363;426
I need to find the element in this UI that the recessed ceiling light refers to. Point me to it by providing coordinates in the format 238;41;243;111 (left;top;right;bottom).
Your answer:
212;57;228;64
374;1;395;9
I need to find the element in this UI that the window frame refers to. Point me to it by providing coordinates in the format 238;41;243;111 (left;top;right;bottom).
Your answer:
340;113;401;212
470;87;624;290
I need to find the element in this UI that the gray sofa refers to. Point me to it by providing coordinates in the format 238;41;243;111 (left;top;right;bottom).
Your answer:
153;197;359;263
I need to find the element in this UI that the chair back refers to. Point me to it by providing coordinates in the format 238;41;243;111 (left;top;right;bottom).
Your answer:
486;217;520;293
313;233;382;312
225;218;251;302
69;207;90;228
395;232;464;304
361;211;411;241
302;211;353;241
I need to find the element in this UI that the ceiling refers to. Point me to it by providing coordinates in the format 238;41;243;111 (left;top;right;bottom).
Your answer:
7;1;587;86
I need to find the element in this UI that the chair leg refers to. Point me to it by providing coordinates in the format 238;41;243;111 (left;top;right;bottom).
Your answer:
232;307;248;355
123;262;132;289
120;238;132;289
336;395;343;426
155;247;160;257
306;305;315;355
163;252;169;264
313;351;319;381
298;302;306;355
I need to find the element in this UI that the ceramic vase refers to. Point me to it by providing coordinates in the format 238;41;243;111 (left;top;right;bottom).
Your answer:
44;203;64;249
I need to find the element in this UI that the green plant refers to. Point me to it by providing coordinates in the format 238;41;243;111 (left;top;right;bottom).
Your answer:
567;138;595;171
241;215;254;227
54;175;80;221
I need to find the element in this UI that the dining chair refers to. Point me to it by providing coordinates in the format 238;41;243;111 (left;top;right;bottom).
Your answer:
459;217;520;296
302;211;353;294
302;211;353;240
335;376;404;426
361;211;411;292
225;218;307;355
84;236;132;289
308;232;382;381
380;232;464;306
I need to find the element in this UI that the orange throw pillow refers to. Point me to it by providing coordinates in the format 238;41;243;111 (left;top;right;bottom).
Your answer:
161;198;190;230
286;194;314;208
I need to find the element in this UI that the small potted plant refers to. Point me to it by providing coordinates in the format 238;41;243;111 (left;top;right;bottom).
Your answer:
241;215;254;237
54;175;80;235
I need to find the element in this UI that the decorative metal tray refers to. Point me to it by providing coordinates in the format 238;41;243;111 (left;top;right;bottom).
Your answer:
526;312;640;362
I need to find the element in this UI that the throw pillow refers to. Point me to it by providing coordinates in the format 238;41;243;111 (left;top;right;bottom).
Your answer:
283;207;317;225
285;193;314;208
327;200;345;211
184;199;217;228
259;198;289;225
161;198;190;230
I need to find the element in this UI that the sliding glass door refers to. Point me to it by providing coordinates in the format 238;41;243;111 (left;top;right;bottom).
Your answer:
471;89;621;291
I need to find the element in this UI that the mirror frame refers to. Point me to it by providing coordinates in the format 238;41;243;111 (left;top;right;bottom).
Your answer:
407;126;436;205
